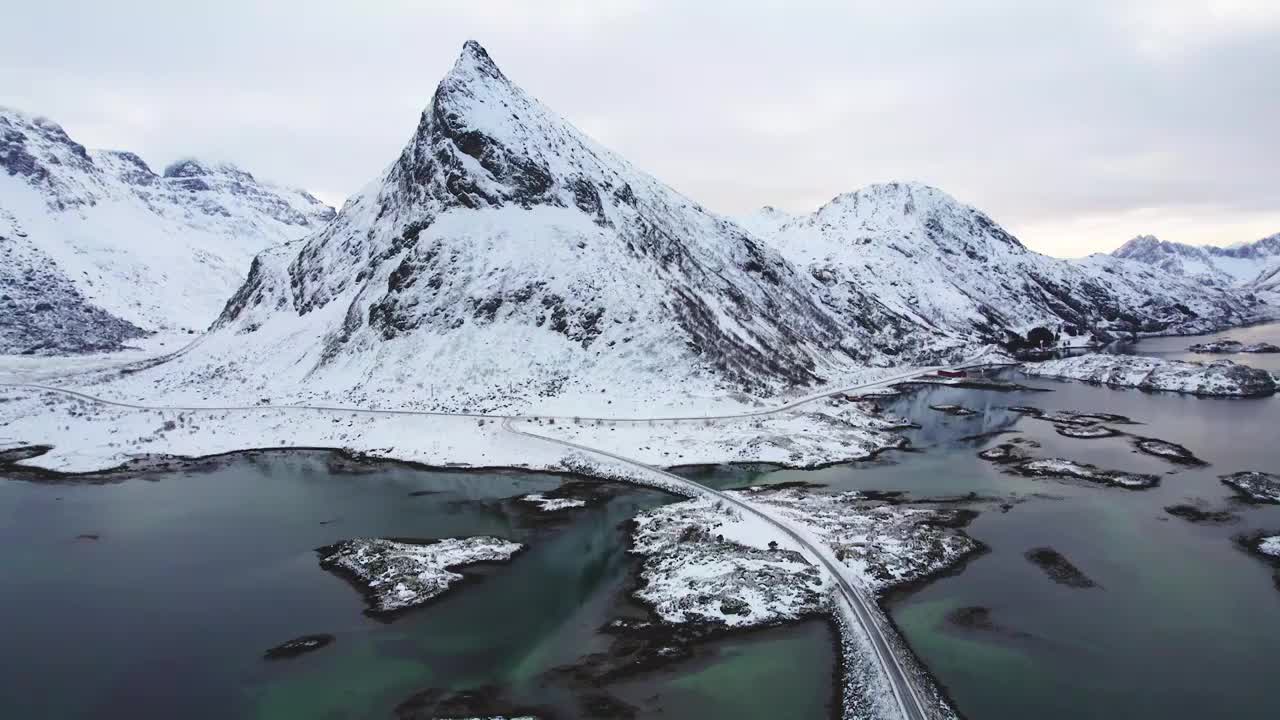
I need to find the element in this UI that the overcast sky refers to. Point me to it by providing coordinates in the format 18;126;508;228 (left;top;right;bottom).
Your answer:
4;1;1278;256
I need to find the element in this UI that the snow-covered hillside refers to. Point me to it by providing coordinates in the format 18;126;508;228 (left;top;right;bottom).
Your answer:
1112;233;1280;287
0;107;334;354
748;182;1263;348
105;41;910;413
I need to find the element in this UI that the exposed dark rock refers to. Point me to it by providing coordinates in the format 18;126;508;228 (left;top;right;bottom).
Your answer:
395;685;553;720
1164;504;1238;524
1025;547;1098;588
263;634;335;660
1132;437;1205;466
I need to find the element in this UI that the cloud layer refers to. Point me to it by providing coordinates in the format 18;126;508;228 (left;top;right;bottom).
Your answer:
4;0;1277;256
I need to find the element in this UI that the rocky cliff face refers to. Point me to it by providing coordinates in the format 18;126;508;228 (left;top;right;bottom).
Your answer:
748;183;1262;348
0;107;334;354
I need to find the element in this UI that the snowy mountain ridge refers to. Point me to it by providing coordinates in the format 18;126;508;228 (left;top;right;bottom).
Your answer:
747;182;1263;348
44;42;1270;413
0;106;334;354
1112;233;1280;286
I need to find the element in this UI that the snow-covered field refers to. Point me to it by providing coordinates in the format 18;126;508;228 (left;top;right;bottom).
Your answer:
1023;353;1277;396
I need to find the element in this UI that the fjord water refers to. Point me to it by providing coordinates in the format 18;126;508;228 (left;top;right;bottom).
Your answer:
714;327;1280;719
1119;320;1280;374
0;454;834;719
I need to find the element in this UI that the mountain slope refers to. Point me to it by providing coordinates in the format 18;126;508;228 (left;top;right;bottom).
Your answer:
751;183;1262;347
121;41;898;412
0;107;334;354
1112;233;1280;286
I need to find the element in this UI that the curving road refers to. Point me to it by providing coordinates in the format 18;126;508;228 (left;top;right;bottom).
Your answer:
1;358;997;718
504;415;935;720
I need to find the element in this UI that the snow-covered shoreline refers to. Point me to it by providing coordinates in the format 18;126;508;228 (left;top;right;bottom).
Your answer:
0;363;925;476
1022;353;1276;396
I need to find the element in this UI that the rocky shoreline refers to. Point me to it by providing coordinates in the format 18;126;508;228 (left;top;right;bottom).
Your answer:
1023;354;1276;396
1189;340;1280;354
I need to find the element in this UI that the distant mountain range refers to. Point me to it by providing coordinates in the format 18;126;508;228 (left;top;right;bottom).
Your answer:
1111;233;1280;290
744;182;1261;354
0;107;333;354
80;41;1266;413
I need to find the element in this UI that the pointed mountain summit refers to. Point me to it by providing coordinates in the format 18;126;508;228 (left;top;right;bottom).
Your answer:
155;42;882;412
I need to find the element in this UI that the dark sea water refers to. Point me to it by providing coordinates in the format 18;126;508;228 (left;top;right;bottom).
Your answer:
0;454;834;720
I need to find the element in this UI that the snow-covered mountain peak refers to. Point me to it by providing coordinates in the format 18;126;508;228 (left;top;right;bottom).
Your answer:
171;40;887;411
776;181;1025;266
1;107;100;207
737;205;794;238
161;157;258;183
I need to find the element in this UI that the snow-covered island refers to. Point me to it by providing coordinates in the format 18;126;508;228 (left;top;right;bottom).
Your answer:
1023;354;1276;396
519;493;587;512
977;449;1160;489
317;536;523;615
1220;471;1280;504
1188;340;1280;354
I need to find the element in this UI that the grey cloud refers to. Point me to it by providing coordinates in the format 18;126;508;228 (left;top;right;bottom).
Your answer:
3;0;1276;253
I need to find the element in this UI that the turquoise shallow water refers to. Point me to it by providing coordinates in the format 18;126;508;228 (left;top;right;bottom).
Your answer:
0;452;836;720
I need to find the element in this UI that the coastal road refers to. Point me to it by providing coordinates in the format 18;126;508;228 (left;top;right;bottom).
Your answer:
0;358;996;424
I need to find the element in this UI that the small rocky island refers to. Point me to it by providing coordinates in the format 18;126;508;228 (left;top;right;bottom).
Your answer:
1189;340;1280;354
263;634;335;660
629;485;982;629
1012;459;1159;489
1234;531;1280;592
1023;354;1276;396
978;445;1159;489
1220;471;1280;504
928;404;977;417
317;536;523;616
